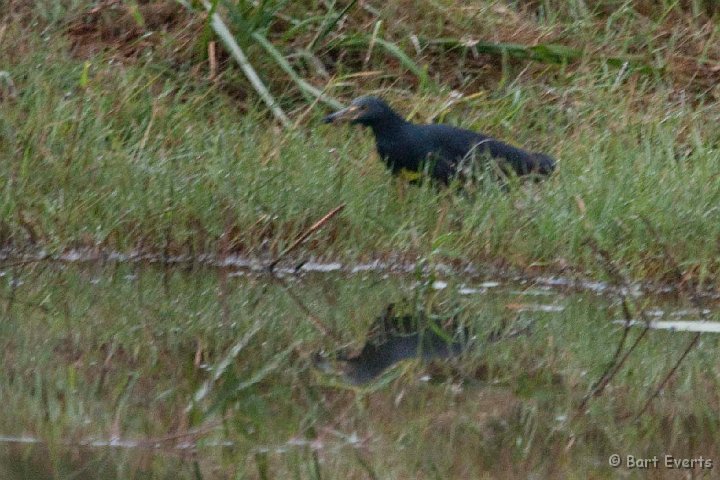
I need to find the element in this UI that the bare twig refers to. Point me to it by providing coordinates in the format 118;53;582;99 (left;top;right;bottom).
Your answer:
264;203;347;342
634;332;701;421
267;203;345;271
208;41;217;80
271;275;342;342
577;320;651;413
631;217;707;421
575;237;651;414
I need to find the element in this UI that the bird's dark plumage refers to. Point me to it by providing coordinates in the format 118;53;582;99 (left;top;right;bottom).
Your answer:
324;96;556;183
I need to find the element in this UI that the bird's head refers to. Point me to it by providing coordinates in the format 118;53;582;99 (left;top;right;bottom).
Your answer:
323;96;400;127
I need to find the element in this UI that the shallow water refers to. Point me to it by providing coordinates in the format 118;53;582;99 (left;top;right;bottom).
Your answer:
0;261;718;478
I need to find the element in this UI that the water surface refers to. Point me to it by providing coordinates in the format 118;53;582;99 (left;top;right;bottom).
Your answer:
0;262;717;478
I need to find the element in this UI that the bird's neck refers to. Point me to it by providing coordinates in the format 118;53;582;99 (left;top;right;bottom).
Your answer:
369;113;407;138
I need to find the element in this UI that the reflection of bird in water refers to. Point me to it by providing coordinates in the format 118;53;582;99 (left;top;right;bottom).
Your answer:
313;302;535;384
331;303;470;384
324;96;556;184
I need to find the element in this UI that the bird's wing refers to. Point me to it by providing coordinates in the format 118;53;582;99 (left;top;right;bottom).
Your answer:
425;124;555;176
416;125;488;180
420;124;482;161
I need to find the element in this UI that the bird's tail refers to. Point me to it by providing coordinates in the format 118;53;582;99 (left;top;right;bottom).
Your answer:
532;152;556;175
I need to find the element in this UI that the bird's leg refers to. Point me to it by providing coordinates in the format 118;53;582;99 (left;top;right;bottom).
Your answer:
395;176;408;202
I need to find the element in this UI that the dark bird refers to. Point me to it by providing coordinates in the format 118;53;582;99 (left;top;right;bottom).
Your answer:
323;96;556;184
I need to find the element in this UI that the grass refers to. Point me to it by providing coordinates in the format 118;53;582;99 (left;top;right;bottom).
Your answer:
2;1;720;287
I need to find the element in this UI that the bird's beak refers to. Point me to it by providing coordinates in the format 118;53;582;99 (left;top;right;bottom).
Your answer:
322;105;360;124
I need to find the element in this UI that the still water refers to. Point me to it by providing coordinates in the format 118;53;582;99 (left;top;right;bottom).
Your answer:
0;261;717;478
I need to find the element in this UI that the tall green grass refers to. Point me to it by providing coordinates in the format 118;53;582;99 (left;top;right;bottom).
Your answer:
1;1;719;286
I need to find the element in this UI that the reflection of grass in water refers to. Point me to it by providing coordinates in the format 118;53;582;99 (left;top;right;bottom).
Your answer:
0;263;718;477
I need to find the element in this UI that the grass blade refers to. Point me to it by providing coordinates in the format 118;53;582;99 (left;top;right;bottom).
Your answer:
196;0;291;127
307;0;358;51
250;31;343;109
340;35;431;86
188;318;264;409
424;37;658;73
